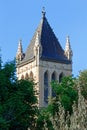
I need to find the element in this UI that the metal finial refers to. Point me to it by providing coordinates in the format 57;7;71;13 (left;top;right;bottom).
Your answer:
42;7;46;17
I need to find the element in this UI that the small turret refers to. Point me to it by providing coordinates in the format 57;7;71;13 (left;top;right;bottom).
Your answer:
65;36;73;61
16;40;25;63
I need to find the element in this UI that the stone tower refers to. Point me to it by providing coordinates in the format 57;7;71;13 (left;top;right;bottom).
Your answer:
16;10;72;107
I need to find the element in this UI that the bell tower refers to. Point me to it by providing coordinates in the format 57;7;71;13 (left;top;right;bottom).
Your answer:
16;10;72;107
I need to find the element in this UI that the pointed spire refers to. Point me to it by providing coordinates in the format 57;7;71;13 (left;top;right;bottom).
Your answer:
17;39;23;54
65;36;73;61
65;36;71;51
16;40;24;63
42;7;46;18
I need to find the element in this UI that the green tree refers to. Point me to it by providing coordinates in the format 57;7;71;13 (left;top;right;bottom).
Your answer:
43;87;87;130
0;61;38;130
36;76;78;130
36;108;54;130
51;76;78;114
0;48;2;70
78;70;87;99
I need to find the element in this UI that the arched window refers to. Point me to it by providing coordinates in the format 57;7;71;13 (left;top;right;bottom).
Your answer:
21;75;24;80
25;73;29;80
52;72;56;81
30;71;33;80
59;72;64;83
44;71;49;104
51;72;56;97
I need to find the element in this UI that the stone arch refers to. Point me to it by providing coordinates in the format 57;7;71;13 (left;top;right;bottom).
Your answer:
25;73;29;80
44;70;49;104
21;75;24;80
29;71;33;80
59;72;64;83
51;71;57;97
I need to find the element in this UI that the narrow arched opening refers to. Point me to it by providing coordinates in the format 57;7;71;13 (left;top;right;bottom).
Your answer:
30;71;33;80
59;72;64;83
44;71;49;104
21;75;24;80
51;72;56;97
25;73;29;80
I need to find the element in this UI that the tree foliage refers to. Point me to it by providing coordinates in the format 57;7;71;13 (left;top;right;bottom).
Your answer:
78;70;87;99
39;74;87;130
51;76;78;114
0;61;38;130
38;85;87;130
36;76;78;130
0;58;87;130
0;48;2;70
43;87;87;130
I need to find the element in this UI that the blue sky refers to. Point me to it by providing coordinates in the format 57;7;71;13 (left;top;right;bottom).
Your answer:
0;0;87;77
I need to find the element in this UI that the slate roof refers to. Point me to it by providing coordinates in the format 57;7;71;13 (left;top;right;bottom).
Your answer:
21;12;71;64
